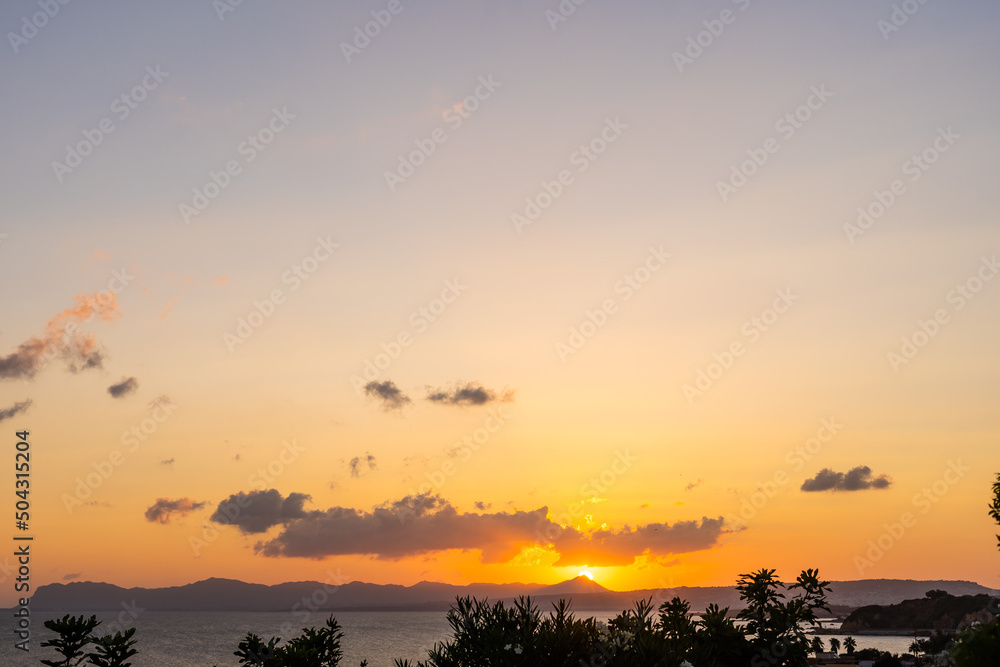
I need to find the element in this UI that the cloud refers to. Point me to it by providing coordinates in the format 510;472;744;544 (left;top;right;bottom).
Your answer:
0;399;33;423
159;297;179;320
349;453;377;477
107;376;139;399
233;491;728;566
62;572;83;581
426;382;514;406
550;517;726;567
474;501;492;511
210;489;312;534
148;395;173;409
685;478;704;492
364;380;411;410
801;466;892;492
160;458;175;466
0;293;120;381
144;498;207;524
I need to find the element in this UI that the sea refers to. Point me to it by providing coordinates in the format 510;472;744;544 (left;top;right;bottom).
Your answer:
0;611;921;666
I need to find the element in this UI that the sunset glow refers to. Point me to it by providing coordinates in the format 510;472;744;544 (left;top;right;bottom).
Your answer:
1;0;999;615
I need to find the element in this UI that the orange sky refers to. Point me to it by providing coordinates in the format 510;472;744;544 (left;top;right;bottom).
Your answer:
2;0;999;609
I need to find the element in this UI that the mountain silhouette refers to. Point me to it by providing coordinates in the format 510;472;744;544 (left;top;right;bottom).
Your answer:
22;577;998;613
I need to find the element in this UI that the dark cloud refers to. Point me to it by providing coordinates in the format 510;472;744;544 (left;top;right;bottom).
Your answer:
349;453;377;477
210;489;311;534
685;479;704;492
426;382;514;406
550;517;726;567
0;399;33;423
801;466;892;492
160;458;175;466
62;572;83;581
474;501;492;511
107;376;139;398
231;491;728;566
144;498;207;524
0;293;119;381
364;380;411;410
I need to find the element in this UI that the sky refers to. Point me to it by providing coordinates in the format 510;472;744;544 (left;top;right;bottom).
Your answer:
1;0;999;608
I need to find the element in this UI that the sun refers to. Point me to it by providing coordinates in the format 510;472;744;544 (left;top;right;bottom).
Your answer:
578;570;593;580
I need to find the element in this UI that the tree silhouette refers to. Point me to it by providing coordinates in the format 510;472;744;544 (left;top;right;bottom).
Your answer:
87;628;139;667
829;637;841;655
810;636;824;656
990;472;1000;550
844;636;857;655
40;615;101;667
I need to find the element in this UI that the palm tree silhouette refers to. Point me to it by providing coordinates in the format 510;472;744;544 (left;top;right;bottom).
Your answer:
829;637;841;655
844;636;857;655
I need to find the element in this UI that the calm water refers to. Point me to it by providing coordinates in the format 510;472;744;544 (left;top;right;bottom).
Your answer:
1;611;920;666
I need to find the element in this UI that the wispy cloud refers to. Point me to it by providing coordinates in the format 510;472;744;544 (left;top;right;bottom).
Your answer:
426;382;514;406
349;452;377;477
0;293;120;381
0;399;33;423
159;297;179;320
144;497;207;524
685;478;704;492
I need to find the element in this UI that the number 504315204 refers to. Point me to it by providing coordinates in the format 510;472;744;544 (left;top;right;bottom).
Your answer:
15;431;30;533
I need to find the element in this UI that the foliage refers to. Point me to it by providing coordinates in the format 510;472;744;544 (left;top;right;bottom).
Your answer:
989;468;999;563
232;616;345;667
40;615;101;667
87;628;138;667
395;569;827;667
736;568;832;667
952;619;1000;667
844;636;857;654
